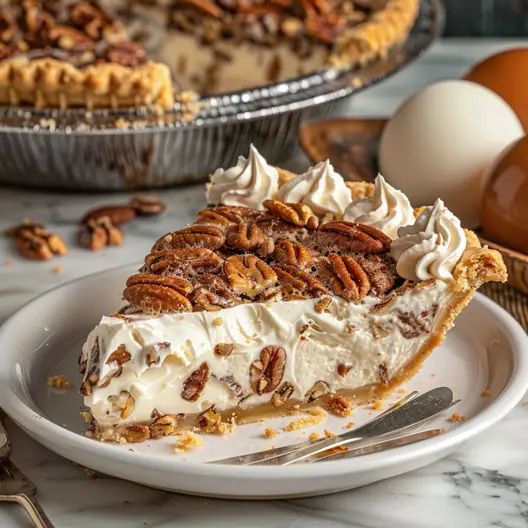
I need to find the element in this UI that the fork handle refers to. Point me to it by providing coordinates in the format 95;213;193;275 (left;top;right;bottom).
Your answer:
0;494;54;528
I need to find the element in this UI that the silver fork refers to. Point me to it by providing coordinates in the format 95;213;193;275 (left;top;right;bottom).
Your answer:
0;414;54;528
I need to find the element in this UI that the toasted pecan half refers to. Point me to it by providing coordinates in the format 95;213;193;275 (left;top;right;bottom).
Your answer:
153;225;225;251
316;221;391;254
225;255;277;298
263;200;319;229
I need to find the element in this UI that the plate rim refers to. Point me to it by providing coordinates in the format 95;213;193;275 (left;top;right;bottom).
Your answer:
0;264;527;481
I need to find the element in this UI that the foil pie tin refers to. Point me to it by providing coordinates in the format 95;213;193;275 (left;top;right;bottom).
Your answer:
0;0;442;191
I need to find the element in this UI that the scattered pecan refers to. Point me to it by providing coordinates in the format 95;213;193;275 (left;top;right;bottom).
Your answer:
315;296;332;313
49;25;95;51
271;381;294;407
109;390;134;419
129;195;166;216
153;225;225;251
150;414;178;438
250;345;286;395
326;254;370;301
196;206;252;227
264;200;319;229
369;293;397;314
225;254;277;298
79;217;123;251
7;220;67;260
106;344;131;366
106;41;147;67
69;1;109;39
197;408;222;433
327;394;352;417
181;362;209;401
123;273;193;313
317;221;391;254
81;205;136;226
273;239;313;268
213;343;234;357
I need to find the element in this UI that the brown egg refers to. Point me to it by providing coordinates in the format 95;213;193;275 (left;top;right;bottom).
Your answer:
465;48;528;130
481;135;528;254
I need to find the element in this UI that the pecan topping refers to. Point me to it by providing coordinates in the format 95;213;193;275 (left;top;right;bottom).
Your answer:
250;345;286;395
271;381;294;407
263;200;319;229
225;255;277;298
178;0;223;18
49;25;95;51
317;221;391;254
274;265;328;297
7;220;67;260
79;217;123;251
81;205;136;226
273;239;313;268
191;274;240;311
153;225;225;251
70;1;109;39
106;41;147;67
129;195;166;216
181;362;209;401
106;344;131;366
123;273;193;314
196;206;249;227
326;254;370;301
213;343;234;357
225;222;268;251
143;247;222;275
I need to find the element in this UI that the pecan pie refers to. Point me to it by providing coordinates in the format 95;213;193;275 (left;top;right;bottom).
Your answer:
79;150;506;443
0;0;420;109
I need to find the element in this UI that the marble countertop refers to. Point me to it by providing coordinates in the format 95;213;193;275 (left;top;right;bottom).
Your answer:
1;39;528;528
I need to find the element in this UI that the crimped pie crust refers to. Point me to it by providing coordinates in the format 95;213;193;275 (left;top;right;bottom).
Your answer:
0;57;174;110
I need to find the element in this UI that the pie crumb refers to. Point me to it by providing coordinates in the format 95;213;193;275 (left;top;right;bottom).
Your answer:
327;395;352;417
264;427;277;439
308;432;320;441
448;412;466;423
173;431;203;453
283;407;326;431
3;258;12;267
324;429;335;439
47;375;71;390
52;264;64;274
481;388;491;397
345;422;355;429
371;399;384;410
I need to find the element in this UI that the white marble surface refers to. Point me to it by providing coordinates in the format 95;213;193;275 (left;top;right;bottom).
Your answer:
1;39;528;527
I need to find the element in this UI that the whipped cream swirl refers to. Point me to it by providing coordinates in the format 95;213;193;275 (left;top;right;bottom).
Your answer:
343;174;415;239
205;144;279;209
390;199;466;282
275;160;351;217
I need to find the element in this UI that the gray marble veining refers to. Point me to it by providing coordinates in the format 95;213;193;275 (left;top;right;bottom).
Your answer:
0;39;527;527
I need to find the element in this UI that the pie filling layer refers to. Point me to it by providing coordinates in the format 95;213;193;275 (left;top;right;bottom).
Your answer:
79;148;507;443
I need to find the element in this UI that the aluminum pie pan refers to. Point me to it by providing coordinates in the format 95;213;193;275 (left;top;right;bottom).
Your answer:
0;0;443;191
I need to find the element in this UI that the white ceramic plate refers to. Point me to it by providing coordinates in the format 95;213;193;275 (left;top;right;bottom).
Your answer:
0;265;527;499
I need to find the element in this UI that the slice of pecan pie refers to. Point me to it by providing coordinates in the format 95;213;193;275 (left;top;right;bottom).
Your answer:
79;152;506;443
0;1;174;109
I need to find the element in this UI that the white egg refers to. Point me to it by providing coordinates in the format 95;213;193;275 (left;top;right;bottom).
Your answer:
378;80;524;227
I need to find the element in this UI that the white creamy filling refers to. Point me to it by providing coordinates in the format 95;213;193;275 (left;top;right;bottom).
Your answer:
81;281;451;430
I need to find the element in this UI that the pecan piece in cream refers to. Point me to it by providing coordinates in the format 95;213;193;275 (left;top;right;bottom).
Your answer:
271;381;294;407
273;239;313;268
225;255;277;298
326;254;370;301
181;362;209;401
106;344;131;366
263;200;319;229
123;273;193;313
153;225;225;251
250;345;286;395
317;221;391;254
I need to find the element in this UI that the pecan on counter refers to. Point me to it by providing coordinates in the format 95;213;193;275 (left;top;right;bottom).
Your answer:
6;220;68;261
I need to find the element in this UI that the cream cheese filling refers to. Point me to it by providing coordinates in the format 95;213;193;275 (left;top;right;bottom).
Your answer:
81;280;450;433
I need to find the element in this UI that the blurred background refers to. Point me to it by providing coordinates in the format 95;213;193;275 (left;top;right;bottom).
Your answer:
444;0;528;36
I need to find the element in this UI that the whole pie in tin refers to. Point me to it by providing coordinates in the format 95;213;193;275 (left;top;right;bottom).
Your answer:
0;0;420;109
